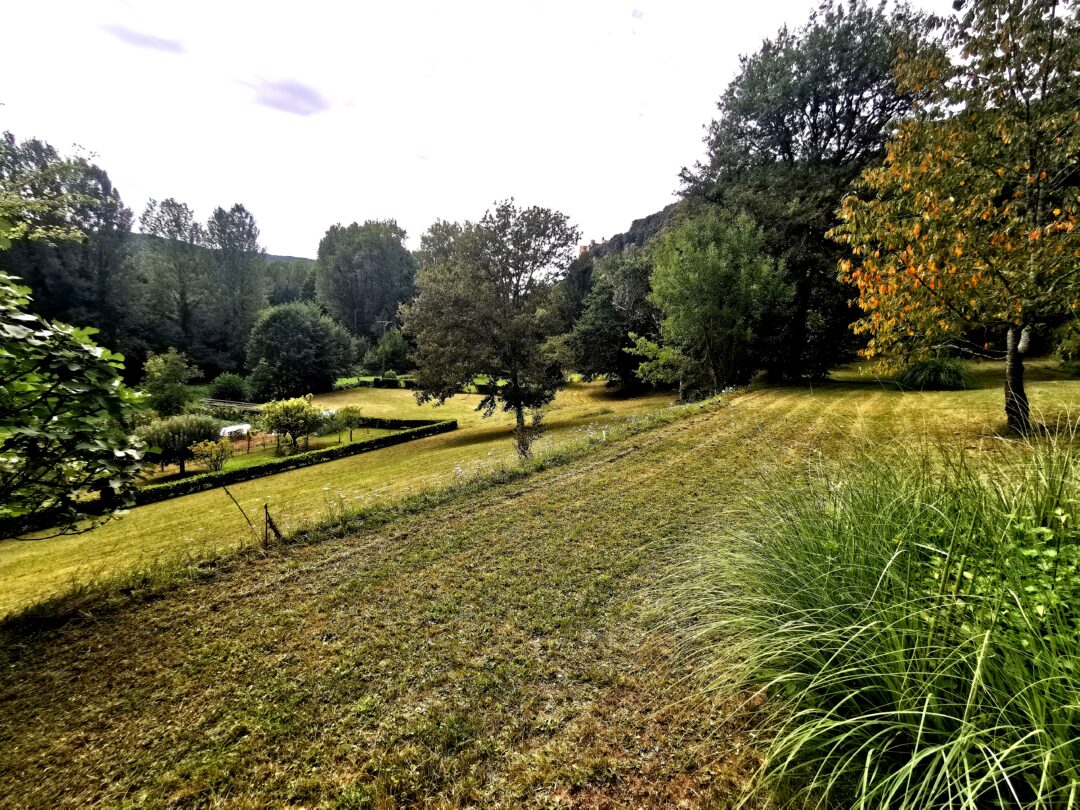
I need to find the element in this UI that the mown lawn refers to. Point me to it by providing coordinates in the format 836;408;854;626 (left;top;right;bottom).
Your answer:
1;368;1077;807
138;428;396;485
0;382;673;616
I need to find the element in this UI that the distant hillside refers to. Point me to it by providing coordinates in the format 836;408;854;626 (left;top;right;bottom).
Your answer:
589;200;684;258
129;232;314;264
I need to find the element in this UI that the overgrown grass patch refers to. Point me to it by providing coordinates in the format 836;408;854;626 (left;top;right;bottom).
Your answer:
673;431;1080;807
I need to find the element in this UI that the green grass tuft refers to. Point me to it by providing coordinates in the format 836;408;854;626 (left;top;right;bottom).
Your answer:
674;431;1080;808
893;356;971;390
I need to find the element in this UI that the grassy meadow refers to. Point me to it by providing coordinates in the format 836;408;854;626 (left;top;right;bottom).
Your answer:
0;382;672;616
1;364;1078;806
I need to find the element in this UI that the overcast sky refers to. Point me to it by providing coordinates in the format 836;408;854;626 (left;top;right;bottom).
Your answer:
2;1;943;258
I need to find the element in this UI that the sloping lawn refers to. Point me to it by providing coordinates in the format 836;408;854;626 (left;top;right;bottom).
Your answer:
0;383;673;616
2;372;1077;806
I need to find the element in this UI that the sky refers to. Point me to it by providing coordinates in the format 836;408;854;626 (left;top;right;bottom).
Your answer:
2;1;943;258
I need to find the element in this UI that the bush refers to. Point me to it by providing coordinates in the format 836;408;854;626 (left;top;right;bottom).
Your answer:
209;373;250;401
142;348;199;416
893;356;969;390
676;438;1079;807
189;438;234;472
1056;324;1080;376
383;369;398;380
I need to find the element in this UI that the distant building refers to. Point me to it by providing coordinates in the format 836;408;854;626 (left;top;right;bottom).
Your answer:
579;237;608;256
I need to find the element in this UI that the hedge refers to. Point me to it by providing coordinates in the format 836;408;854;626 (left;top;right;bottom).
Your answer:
133;419;457;506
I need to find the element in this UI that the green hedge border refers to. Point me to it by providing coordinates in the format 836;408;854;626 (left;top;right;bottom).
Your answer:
134;419;457;506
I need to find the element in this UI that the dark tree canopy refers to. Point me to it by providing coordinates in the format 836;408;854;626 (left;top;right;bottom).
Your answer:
0;134;135;355
316;220;416;337
402;201;580;457
206;203;268;369
246;302;354;400
568;247;658;387
681;0;931;380
138;198;213;362
267;259;316;305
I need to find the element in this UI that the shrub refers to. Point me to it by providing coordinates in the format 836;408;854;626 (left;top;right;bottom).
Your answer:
209;372;250;401
142;348;199;416
1056;323;1080;376
262;396;324;450
189;438;234;472
383;369;398;380
893;356;969;390
138;414;222;475
676;438;1079;807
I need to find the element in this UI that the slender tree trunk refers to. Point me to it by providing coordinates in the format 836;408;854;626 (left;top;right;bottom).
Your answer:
179;457;186;475
514;404;530;460
1005;324;1032;434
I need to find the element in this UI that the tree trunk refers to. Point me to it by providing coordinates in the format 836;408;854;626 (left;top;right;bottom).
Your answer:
179;457;186;475
1005;324;1032;434
514;405;530;460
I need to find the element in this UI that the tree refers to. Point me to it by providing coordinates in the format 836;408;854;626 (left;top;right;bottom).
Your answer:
0;272;146;538
139;414;221;475
634;212;792;396
262;396;324;451
568;247;658;387
267;259;316;305
0;134;135;354
831;0;1080;432
681;0;930;380
138;198;212;360
364;328;412;374
246;302;354;400
414;219;464;269
142;348;199;416
402;200;580;458
190;438;234;472
316;220;416;337
206;203;268;369
338;405;365;441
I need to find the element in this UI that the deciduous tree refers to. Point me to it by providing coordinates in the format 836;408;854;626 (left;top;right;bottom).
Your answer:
206;203;268;369
139;414;221;475
262;396;324;451
831;0;1080;432
316;220;416;337
142;347;199;416
402;200;580;458
246;302;354;400
0;272;146;537
635;212;792;396
681;0;930;379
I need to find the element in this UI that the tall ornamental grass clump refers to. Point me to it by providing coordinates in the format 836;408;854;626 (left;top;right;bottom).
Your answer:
893;356;970;390
678;434;1079;808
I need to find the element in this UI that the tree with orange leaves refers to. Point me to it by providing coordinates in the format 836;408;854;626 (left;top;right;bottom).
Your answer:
831;0;1079;432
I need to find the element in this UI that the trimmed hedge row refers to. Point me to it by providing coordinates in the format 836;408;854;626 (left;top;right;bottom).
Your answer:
134;419;457;507
334;377;419;391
